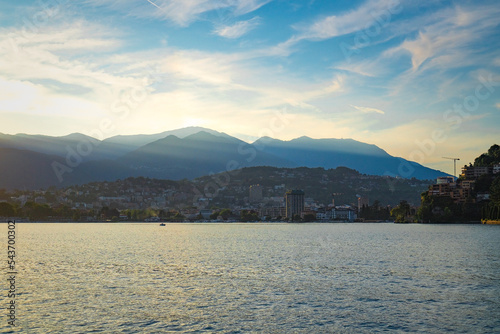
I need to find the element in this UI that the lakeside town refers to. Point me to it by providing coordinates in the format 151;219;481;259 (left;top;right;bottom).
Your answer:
0;145;500;223
0;169;408;223
1;144;499;224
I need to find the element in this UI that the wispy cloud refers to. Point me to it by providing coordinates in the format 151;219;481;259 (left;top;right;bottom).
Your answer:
299;0;398;39
213;17;261;39
351;105;385;114
0;21;128;96
384;5;500;73
0;14;347;138
86;0;271;27
334;2;500;107
272;0;401;55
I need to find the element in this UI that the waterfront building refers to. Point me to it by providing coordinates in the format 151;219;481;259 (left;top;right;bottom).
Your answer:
260;206;286;219
331;206;357;221
285;190;305;218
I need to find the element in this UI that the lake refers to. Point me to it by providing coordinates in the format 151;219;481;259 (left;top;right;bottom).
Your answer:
1;223;499;333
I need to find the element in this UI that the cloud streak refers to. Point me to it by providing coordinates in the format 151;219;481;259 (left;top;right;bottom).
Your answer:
351;105;385;115
213;17;261;39
85;0;272;26
272;0;402;55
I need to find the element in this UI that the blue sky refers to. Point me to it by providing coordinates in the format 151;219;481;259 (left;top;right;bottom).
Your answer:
0;0;499;174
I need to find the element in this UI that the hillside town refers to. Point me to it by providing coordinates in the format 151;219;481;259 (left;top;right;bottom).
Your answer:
0;166;427;222
417;145;500;223
1;144;498;223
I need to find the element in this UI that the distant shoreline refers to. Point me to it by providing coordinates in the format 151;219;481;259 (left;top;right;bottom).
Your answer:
2;220;492;224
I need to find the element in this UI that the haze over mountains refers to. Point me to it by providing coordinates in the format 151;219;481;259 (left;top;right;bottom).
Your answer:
0;127;448;189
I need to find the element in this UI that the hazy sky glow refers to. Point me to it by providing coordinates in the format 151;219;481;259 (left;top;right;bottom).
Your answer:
0;0;499;174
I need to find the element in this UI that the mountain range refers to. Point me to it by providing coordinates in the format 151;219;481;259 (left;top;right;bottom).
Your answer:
0;127;447;189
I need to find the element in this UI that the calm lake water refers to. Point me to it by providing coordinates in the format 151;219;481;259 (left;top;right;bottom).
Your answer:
2;223;499;333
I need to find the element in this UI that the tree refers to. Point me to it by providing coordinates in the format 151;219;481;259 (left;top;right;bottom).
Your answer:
240;210;259;222
302;213;315;222
22;202;53;220
173;212;185;221
210;211;220;220
0;202;15;217
474;144;500;166
490;176;500;206
72;211;81;222
219;209;232;220
0;190;9;201
391;200;412;223
100;206;119;220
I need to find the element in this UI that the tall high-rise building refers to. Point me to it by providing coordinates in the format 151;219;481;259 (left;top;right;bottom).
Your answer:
249;184;263;202
285;190;305;218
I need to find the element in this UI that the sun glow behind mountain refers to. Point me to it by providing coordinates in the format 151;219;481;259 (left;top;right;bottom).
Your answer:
0;1;499;175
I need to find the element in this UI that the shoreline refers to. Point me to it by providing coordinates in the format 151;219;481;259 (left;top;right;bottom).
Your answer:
1;220;492;224
482;219;500;225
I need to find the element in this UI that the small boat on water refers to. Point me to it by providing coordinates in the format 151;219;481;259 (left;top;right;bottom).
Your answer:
159;223;166;226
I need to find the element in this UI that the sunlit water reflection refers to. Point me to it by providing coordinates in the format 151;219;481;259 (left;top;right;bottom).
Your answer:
2;223;499;333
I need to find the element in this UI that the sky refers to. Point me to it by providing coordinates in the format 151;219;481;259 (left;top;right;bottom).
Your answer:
0;0;499;175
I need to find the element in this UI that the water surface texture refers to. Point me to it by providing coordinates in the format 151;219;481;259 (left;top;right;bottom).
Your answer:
2;223;499;333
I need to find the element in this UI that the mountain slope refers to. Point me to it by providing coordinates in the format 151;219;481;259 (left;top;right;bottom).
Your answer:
0;127;449;189
253;136;447;180
0;132;134;162
0;127;238;163
117;131;296;180
0;148;68;189
102;126;233;149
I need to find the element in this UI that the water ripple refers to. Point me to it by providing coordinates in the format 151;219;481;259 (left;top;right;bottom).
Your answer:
1;223;499;333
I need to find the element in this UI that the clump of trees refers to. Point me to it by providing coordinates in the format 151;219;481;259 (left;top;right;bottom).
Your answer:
240;210;260;222
0;202;16;217
482;176;500;220
0;201;94;221
359;200;391;220
391;200;414;223
121;208;186;222
474;144;500;167
209;208;234;220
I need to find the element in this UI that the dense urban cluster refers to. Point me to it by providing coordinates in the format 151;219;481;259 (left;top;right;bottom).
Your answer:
0;166;430;222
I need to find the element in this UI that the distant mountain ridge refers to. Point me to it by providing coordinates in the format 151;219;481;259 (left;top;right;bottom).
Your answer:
252;136;441;180
102;126;233;149
115;132;295;180
0;127;448;189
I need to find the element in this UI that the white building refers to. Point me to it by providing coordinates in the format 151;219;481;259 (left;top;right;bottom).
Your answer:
331;206;357;222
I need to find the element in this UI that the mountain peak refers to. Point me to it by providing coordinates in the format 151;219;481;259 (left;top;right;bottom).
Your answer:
60;133;96;141
293;135;313;141
185;130;218;139
185;130;241;144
